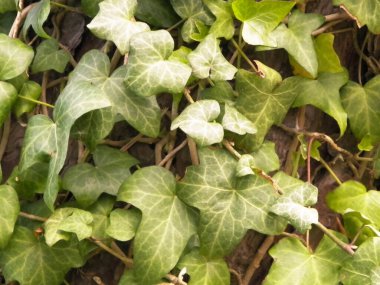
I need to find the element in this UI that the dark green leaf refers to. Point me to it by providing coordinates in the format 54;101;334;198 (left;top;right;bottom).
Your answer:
136;0;180;28
31;39;70;73
22;0;50;38
81;0;102;17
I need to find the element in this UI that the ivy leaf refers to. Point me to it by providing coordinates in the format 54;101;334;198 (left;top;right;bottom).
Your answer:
13;80;42;118
343;211;380;245
203;0;234;40
0;226;84;285
177;249;230;285
0;185;19;249
0;33;34;80
81;0;102;17
125;30;192;97
200;81;235;104
44;208;93;246
341;237;380;284
31;39;70;73
135;0;180;28
326;180;380;227
271;11;324;78
293;72;348;136
106;208;141;241
232;0;295;46
87;0;150;54
0;0;16;13
178;148;287;258
222;104;257;135
264;234;350;285
118;166;198;284
188;35;237;81
63;145;138;207
270;172;319;233
0;81;18;126
87;196;115;239
22;0;50;38
341;75;380;147
333;0;380;34
236;154;255;177
171;100;224;146
314;33;345;74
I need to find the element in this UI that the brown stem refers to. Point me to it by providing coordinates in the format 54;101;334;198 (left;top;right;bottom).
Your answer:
19;211;47;222
0;117;11;161
187;138;199;165
159;139;188;167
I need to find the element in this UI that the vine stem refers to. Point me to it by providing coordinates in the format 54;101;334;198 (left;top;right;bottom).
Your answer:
316;223;355;255
18;95;55;108
159;139;188;167
230;38;259;73
19;211;47;222
319;157;343;185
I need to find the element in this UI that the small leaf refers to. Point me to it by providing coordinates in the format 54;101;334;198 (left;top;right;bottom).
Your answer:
81;0;102;17
0;33;34;80
171;100;223;146
22;0;50;38
0;81;18;126
87;0;150;54
106;208;141;241
250;141;280;173
87;196;115;239
13;80;42;117
203;0;234;40
31;39;70;73
135;0;180;28
200;81;235;104
125;30;192;97
314;33;345;74
343;211;379;245
63;145;138;207
222;104;257;135
236;154;255;177
188;35;237;81
118;166;198;284
0;185;19;249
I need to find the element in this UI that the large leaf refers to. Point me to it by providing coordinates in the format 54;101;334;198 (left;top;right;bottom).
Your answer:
293;72;348;136
0;185;19;248
125;30;192;97
87;0;150;54
0;33;34;80
118;166;198;284
264;234;350;285
341;75;380;146
177;249;230;285
31;39;70;73
0;226;84;285
203;0;234;40
22;0;50;38
178;148;287;258
188;34;237;81
106;208;141;241
270;11;324;78
333;0;380;34
232;0;295;46
0;81;17;126
341;237;380;284
171;100;224;146
326;180;380;227
135;0;180;28
63;145;138;207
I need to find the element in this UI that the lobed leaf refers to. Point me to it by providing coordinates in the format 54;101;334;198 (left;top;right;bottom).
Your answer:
203;0;234;40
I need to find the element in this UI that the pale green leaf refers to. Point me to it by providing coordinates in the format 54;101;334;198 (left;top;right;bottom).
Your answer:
106;208;141;241
188;35;237;81
13;80;42;117
63;145;138;207
118;166;197;284
87;195;115;239
0;0;16;13
232;0;295;46
264;234;350;285
171;100;224;146
0;185;19;248
250;141;280;173
314;33;345;74
178;148;287;258
22;0;50;38
0;81;18;126
343;211;379;245
177;249;230;285
203;0;234;40
0;226;84;285
125;30;192;97
136;0;180;28
87;0;150;54
31;39;70;73
341;75;380;147
222;104;257;135
44;208;93;246
0;33;34;80
236;154;255;177
341;237;380;284
333;0;380;34
293;72;348;136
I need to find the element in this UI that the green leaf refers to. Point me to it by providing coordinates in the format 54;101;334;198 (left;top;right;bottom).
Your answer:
232;0;295;46
222;104;257;135
0;33;34;80
118;166;197;284
0;0;16;13
22;0;50;38
0;226;84;285
264;234;350;285
333;0;380;34
188;35;237;81
31;39;70;73
250;141;280;173
136;0;180;28
200;81;235;104
0;81;18;126
171;100;224;146
236;154;255;177
63;145;138;207
178;148;287;258
0;11;16;34
81;0;102;17
0;185;19;248
234;64;299;151
106;208;141;241
341;237;380;284
87;196;115;239
293;72;348;136
13;80;42;117
87;0;150;54
341;75;380;146
270;172;319;233
177;249;230;285
343;211;379;245
271;11;324;78
125;30;192;97
203;0;234;40
314;33;345;74
44;208;93;246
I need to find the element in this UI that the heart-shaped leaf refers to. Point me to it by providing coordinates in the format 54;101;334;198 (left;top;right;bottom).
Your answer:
0;81;17;126
22;0;50;38
0;185;19;249
87;196;115;239
106;208;141;241
31;39;70;73
222;104;257;135
203;0;234;40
